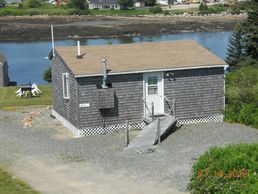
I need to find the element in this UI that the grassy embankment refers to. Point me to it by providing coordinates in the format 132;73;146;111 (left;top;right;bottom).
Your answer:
0;3;234;16
0;85;52;110
0;165;40;194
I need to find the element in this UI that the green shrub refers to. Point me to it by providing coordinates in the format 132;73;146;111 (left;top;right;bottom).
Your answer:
117;0;133;9
0;7;28;16
23;0;42;8
230;5;241;15
164;10;170;16
209;4;225;13
18;3;23;9
188;144;258;194
199;2;209;15
198;3;225;15
0;8;13;16
68;0;88;9
43;66;52;83
144;0;155;6
225;66;258;128
149;6;163;15
238;104;257;125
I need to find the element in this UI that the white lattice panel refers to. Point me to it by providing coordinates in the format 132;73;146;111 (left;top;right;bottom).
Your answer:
129;122;146;130
177;114;224;124
79;122;145;137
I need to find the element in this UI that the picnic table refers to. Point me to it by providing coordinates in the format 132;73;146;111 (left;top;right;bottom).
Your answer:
20;84;32;98
15;83;42;98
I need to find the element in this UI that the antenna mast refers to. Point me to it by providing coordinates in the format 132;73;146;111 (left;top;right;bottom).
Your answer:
51;24;55;57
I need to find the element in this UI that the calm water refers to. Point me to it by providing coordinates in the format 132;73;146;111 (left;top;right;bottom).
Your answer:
0;31;232;85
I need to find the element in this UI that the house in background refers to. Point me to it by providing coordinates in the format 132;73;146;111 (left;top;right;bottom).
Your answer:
0;53;9;87
50;40;227;137
89;0;120;10
156;0;168;5
0;0;6;8
5;0;22;3
134;0;144;7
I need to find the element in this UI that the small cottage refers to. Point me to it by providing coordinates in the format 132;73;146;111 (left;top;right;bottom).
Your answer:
50;40;227;137
0;53;9;87
89;0;120;10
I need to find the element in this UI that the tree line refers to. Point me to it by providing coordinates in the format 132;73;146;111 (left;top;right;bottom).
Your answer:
225;0;258;128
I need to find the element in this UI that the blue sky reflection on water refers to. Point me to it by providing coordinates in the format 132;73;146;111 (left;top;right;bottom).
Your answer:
0;31;232;85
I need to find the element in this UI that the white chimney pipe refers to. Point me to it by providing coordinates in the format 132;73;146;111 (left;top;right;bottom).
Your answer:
51;24;55;57
77;41;81;57
102;58;108;89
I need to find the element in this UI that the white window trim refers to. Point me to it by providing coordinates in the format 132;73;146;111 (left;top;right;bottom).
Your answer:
62;72;70;99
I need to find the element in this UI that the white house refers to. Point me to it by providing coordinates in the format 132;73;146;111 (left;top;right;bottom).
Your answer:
89;0;120;10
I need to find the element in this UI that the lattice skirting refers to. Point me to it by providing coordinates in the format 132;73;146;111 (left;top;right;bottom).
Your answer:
177;114;224;125
79;122;146;137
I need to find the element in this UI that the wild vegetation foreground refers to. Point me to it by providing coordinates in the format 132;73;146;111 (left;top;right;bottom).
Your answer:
0;165;40;194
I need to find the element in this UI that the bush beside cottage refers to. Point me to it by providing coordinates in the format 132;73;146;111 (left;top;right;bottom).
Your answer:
188;144;258;193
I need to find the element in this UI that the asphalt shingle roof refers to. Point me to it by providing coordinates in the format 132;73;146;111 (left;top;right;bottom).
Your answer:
89;0;118;5
55;40;227;77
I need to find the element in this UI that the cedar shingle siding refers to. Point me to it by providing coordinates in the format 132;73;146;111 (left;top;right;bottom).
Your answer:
164;68;224;119
77;73;144;129
0;53;9;87
52;54;79;128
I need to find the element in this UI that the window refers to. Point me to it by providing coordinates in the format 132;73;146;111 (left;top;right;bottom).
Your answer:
148;76;158;95
62;73;70;99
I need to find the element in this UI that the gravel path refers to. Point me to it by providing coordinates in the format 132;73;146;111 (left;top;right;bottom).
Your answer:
0;107;257;194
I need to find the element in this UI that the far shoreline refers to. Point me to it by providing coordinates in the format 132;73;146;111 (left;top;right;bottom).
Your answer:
0;15;246;41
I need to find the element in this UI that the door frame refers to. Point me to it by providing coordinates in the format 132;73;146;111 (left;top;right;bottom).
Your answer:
143;72;164;115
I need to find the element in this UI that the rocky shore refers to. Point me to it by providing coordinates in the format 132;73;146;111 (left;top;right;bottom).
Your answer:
0;14;246;41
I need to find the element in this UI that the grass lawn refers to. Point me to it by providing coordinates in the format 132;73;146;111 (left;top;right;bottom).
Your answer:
0;85;52;110
91;9;150;16
0;165;40;194
0;3;232;16
0;4;150;16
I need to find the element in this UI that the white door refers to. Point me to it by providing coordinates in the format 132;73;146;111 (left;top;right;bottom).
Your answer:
143;72;164;115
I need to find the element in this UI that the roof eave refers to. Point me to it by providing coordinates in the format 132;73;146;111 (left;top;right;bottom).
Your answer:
74;64;228;78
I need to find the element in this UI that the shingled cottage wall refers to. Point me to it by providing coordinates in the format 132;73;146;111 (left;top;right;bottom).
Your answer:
51;53;79;128
0;59;9;87
164;67;225;119
77;73;144;129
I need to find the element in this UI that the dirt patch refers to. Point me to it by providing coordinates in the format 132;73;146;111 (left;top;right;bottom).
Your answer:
21;111;40;128
0;15;246;41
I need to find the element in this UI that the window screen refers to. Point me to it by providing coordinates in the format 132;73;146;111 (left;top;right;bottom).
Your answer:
62;73;70;99
148;76;158;95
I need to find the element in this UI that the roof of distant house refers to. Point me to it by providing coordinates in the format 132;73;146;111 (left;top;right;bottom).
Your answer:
5;0;22;3
0;53;6;64
54;40;227;78
89;0;119;5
